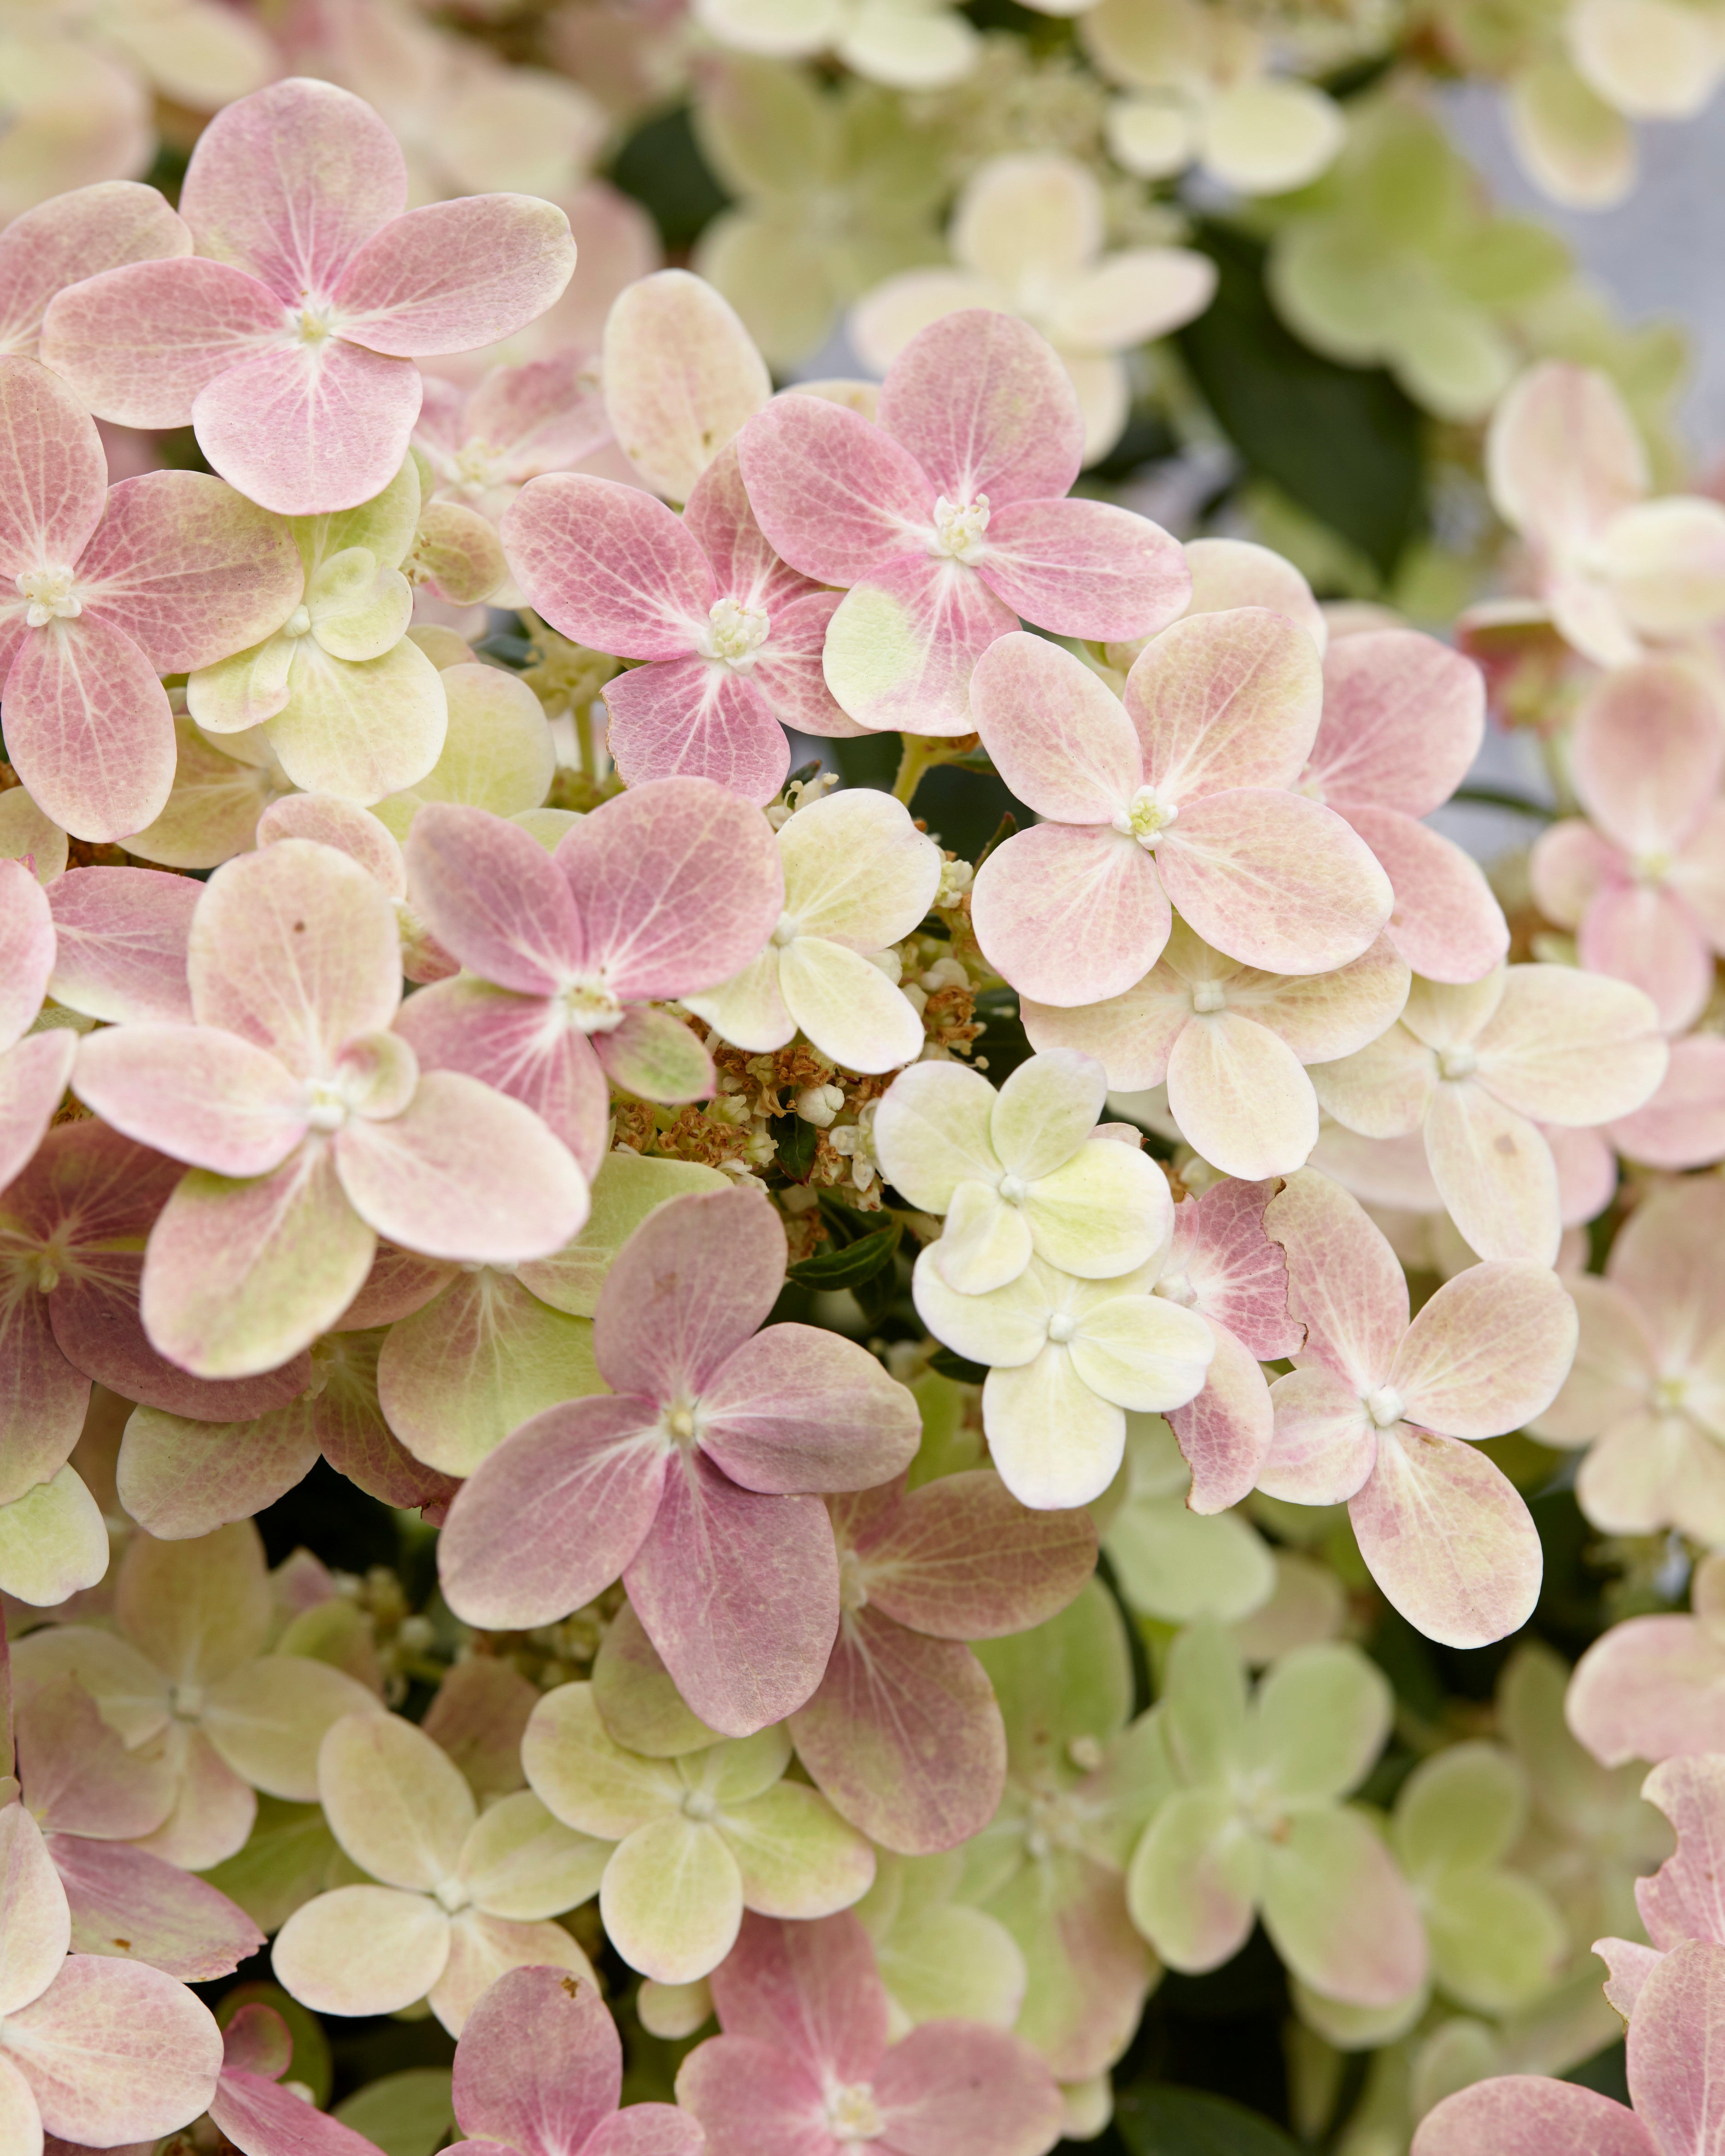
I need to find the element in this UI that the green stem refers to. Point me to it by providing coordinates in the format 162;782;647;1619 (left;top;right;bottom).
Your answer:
1449;784;1556;820
892;734;940;806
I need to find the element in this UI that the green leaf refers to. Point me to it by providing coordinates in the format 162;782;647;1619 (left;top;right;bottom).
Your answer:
333;2068;458;2156
927;1347;988;1385
472;632;537;669
773;1114;820;1179
788;1224;898;1289
1114;2082;1303;2154
1178;223;1423;579
609;105;732;252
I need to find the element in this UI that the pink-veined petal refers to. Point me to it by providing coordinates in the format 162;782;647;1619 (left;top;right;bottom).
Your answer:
0;859;53;1051
673;2034;828;2156
821;554;1019;737
595;1184;786;1400
1473;963;1667;1127
1126;607;1323;798
1307;631;1485;817
450;1964;621;2156
331;194;574;357
1412;2075;1653;2156
1424;1084;1561;1266
1609;1034;1725;1171
212;2064;386;2156
1263;1168;1408;1391
1567;1612;1725;1766
1624;1940;1725;2156
0;181;190;359
48;1835;262;1983
977;496;1190;643
855;1470;1097;1639
1155;791;1393;977
2;615;175;844
1259;1365;1377;1505
1486;361;1646;551
502;474;715;659
1349;1426;1543;1650
38;258;287;430
592;1003;715;1107
876;310;1083;508
968;631;1142;822
1637;1756;1725;1949
1531;818;1621;932
683;438;815;614
190;337;423;518
603;661;791;809
602;271;772;505
0;355;107;574
1165;1010;1318;1179
1571;658;1725;856
971;822;1168;1009
114;1397;321;1540
437;1397;668;1629
0;1804;70;2016
0;1280;85;1511
556;778;784;1002
1332;806;1507;987
624;1451;839;1740
870;2016;1064;2156
582;2106;706;2156
1391;1261;1578;1437
1580;881;1713;1032
735;394;934;587
0;1955;223;2147
1168;1317;1275;1513
747;591;863;740
698;1324;920;1494
46;867;195;1026
705;1908;888;2087
74;1023;307;1177
1169;1176;1304;1360
406;802;585;993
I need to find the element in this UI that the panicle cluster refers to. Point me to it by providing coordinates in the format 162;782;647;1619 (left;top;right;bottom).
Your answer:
1;67;1725;2156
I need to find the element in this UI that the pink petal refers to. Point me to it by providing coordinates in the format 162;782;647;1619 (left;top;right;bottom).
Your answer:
221;2004;291;2079
1391;1261;1579;1439
331;194;575;358
48;1277;311;1434
1581;882;1713;1032
189;838;401;1079
459;348;612;479
1472;964;1667;1129
1486;361;1646;554
1154;791;1392;977
1164;1008;1318;1179
2;614;175;844
115;1396;320;1540
1626;1940;1725;2156
968;631;1141;823
49;1835;262;1982
872;2019;1063;2156
438;1397;668;1629
38;259;287;430
1412;2074;1652;2155
624;1451;838;1739
0;1955;223;2147
140;1141;376;1381
821;555;1018;737
1168;1177;1303;1359
191;337;423;518
1571;658;1724;857
1423;1084;1561;1266
1340;806;1508;985
1307;631;1485;817
673;2034;829;2156
1567;1614;1725;1766
313;1334;459;1514
877;311;1083;509
1125;609;1322;797
1168;1317;1275;1513
857;1470;1097;1638
1264;1168;1408;1392
977;497;1190;642
1259;1365;1377;1505
683;439;815;614
1349;1426;1542;1650
333;1242;457;1331
258;794;406;898
15;1678;172;1840
420;1659;539;1798
406;803;586;993
0;181;190;359
698;1324;920;1494
601;270;771;505
74;1024;307;1177
581;2108;705;2156
735;395;934;587
1637;1756;1725;1948
748;591;868;741
1609;1035;1725;1171
556;778;785;1002
1607;1174;1725;1366
451;1963;619;2156
0;859;54;1051
212;2065;385;2156
46;868;195;1027
594;1185;784;1399
76;471;300;673
390;976;608;1179
334;1070;588;1264
707;1909;888;2087
501;474;714;658
0;354;108;573
1531;819;1621;931
971;822;1168;1009
179;78;406;299
1548;1122;1618;1227
603;661;791;807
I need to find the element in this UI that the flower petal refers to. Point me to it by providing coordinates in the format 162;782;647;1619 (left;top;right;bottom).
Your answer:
1259;1807;1426;2006
602;660;791;808
1166;1010;1318;1179
332;195;574;357
191;338;423;519
1424;1084;1561;1265
0;1955;222;2146
1126;607;1323;797
1260;1366;1376;1505
1308;630;1485;819
821;554;1018;737
502;474;715;659
978;496;1190;643
777;935;926;1073
273;1884;451;2018
1126;1788;1261;1973
968;630;1142;822
1391;1261;1578;1438
3;614;175;844
872;1061;1000;1209
698;1323;921;1494
972;822;1168;1009
74;1023;307;1178
877;309;1083;508
983;1348;1127;1509
317;1711;475;1891
1473;964;1666;1127
604;271;772;504
1342;807;1509;987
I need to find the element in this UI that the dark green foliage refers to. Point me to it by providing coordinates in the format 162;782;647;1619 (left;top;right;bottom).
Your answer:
608;105;732;252
1114;2080;1303;2153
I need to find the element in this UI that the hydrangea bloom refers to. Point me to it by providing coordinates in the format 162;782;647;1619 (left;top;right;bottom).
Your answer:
39;78;578;515
1566;1551;1725;1766
72;837;590;1377
502;444;856;805
209;2000;384;2156
273;1711;599;2033
396;784;783;1178
0;861;77;1205
1261;1170;1577;1647
690;0;980;92
675;1910;1065;2156
0;355;300;841
967;620;1393;1009
439;1187;920;1734
0;180;189;362
601;270;771;506
736;310;1191;732
415;353;612;528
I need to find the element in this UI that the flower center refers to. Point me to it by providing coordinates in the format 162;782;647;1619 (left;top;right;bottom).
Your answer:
283;603;315;639
1046;1311;1078;1345
169;1681;204;1721
296;304;337;346
838;1546;870;1613
997;1172;1028;1204
1365;1386;1405;1430
559;978;625;1034
1112;785;1179;849
698;595;771;668
1153;1267;1196;1306
1191;979;1226;1014
1437;1045;1477;1081
304;1078;350;1134
827;2084;884;2142
17;565;81;627
1655;1373;1690;1412
1634;848;1674;885
681;1788;719;1822
432;1876;472;1914
931;494;991;562
663;1402;698;1446
771;911;801;949
452;439;511;494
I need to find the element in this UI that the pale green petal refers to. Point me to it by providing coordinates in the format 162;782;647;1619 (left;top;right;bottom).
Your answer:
984;1347;1127;1510
454;1789;611;1920
522;1682;683;1840
1160;1619;1250;1786
974;1578;1133;1778
317;1712;475;1891
591;1599;725;1758
269;638;447;805
374;663;554;837
1251;1644;1392;1804
1106;1496;1275;1624
186;633;295;734
519;1153;728;1319
1426;1868;1567;2013
1021;1142;1172;1282
680;1723;793;1808
721;1782;876;1916
0;1466;108;1607
307;549;414;664
295;455;422;578
936;1180;1033;1295
1260;1808;1428;2008
1391;1742;1528;1879
601;1815;743;1982
1125;1787;1261;1971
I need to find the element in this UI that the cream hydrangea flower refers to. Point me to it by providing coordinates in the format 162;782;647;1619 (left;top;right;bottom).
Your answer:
692;0;980;90
850;154;1215;464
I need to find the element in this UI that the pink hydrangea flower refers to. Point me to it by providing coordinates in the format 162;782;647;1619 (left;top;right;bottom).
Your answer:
1530;1177;1725;1547
1608;1034;1725;1172
675;1910;1065;2156
415;351;613;527
1413;1939;1725;2156
211;2001;386;2156
1566;1551;1725;1767
1532;660;1725;1032
0;180;189;362
39;79;578;516
396;783;785;1178
0;861;77;1201
0;1800;225;2149
444;1965;702;2156
1590;1754;1725;2020
967;620;1394;1010
1300;627;1508;984
438;1186;921;1737
0;356;302;841
736;310;1191;733
502;444;860;805
71;836;590;1379
1262;1169;1578;1648
789;1470;1097;1854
